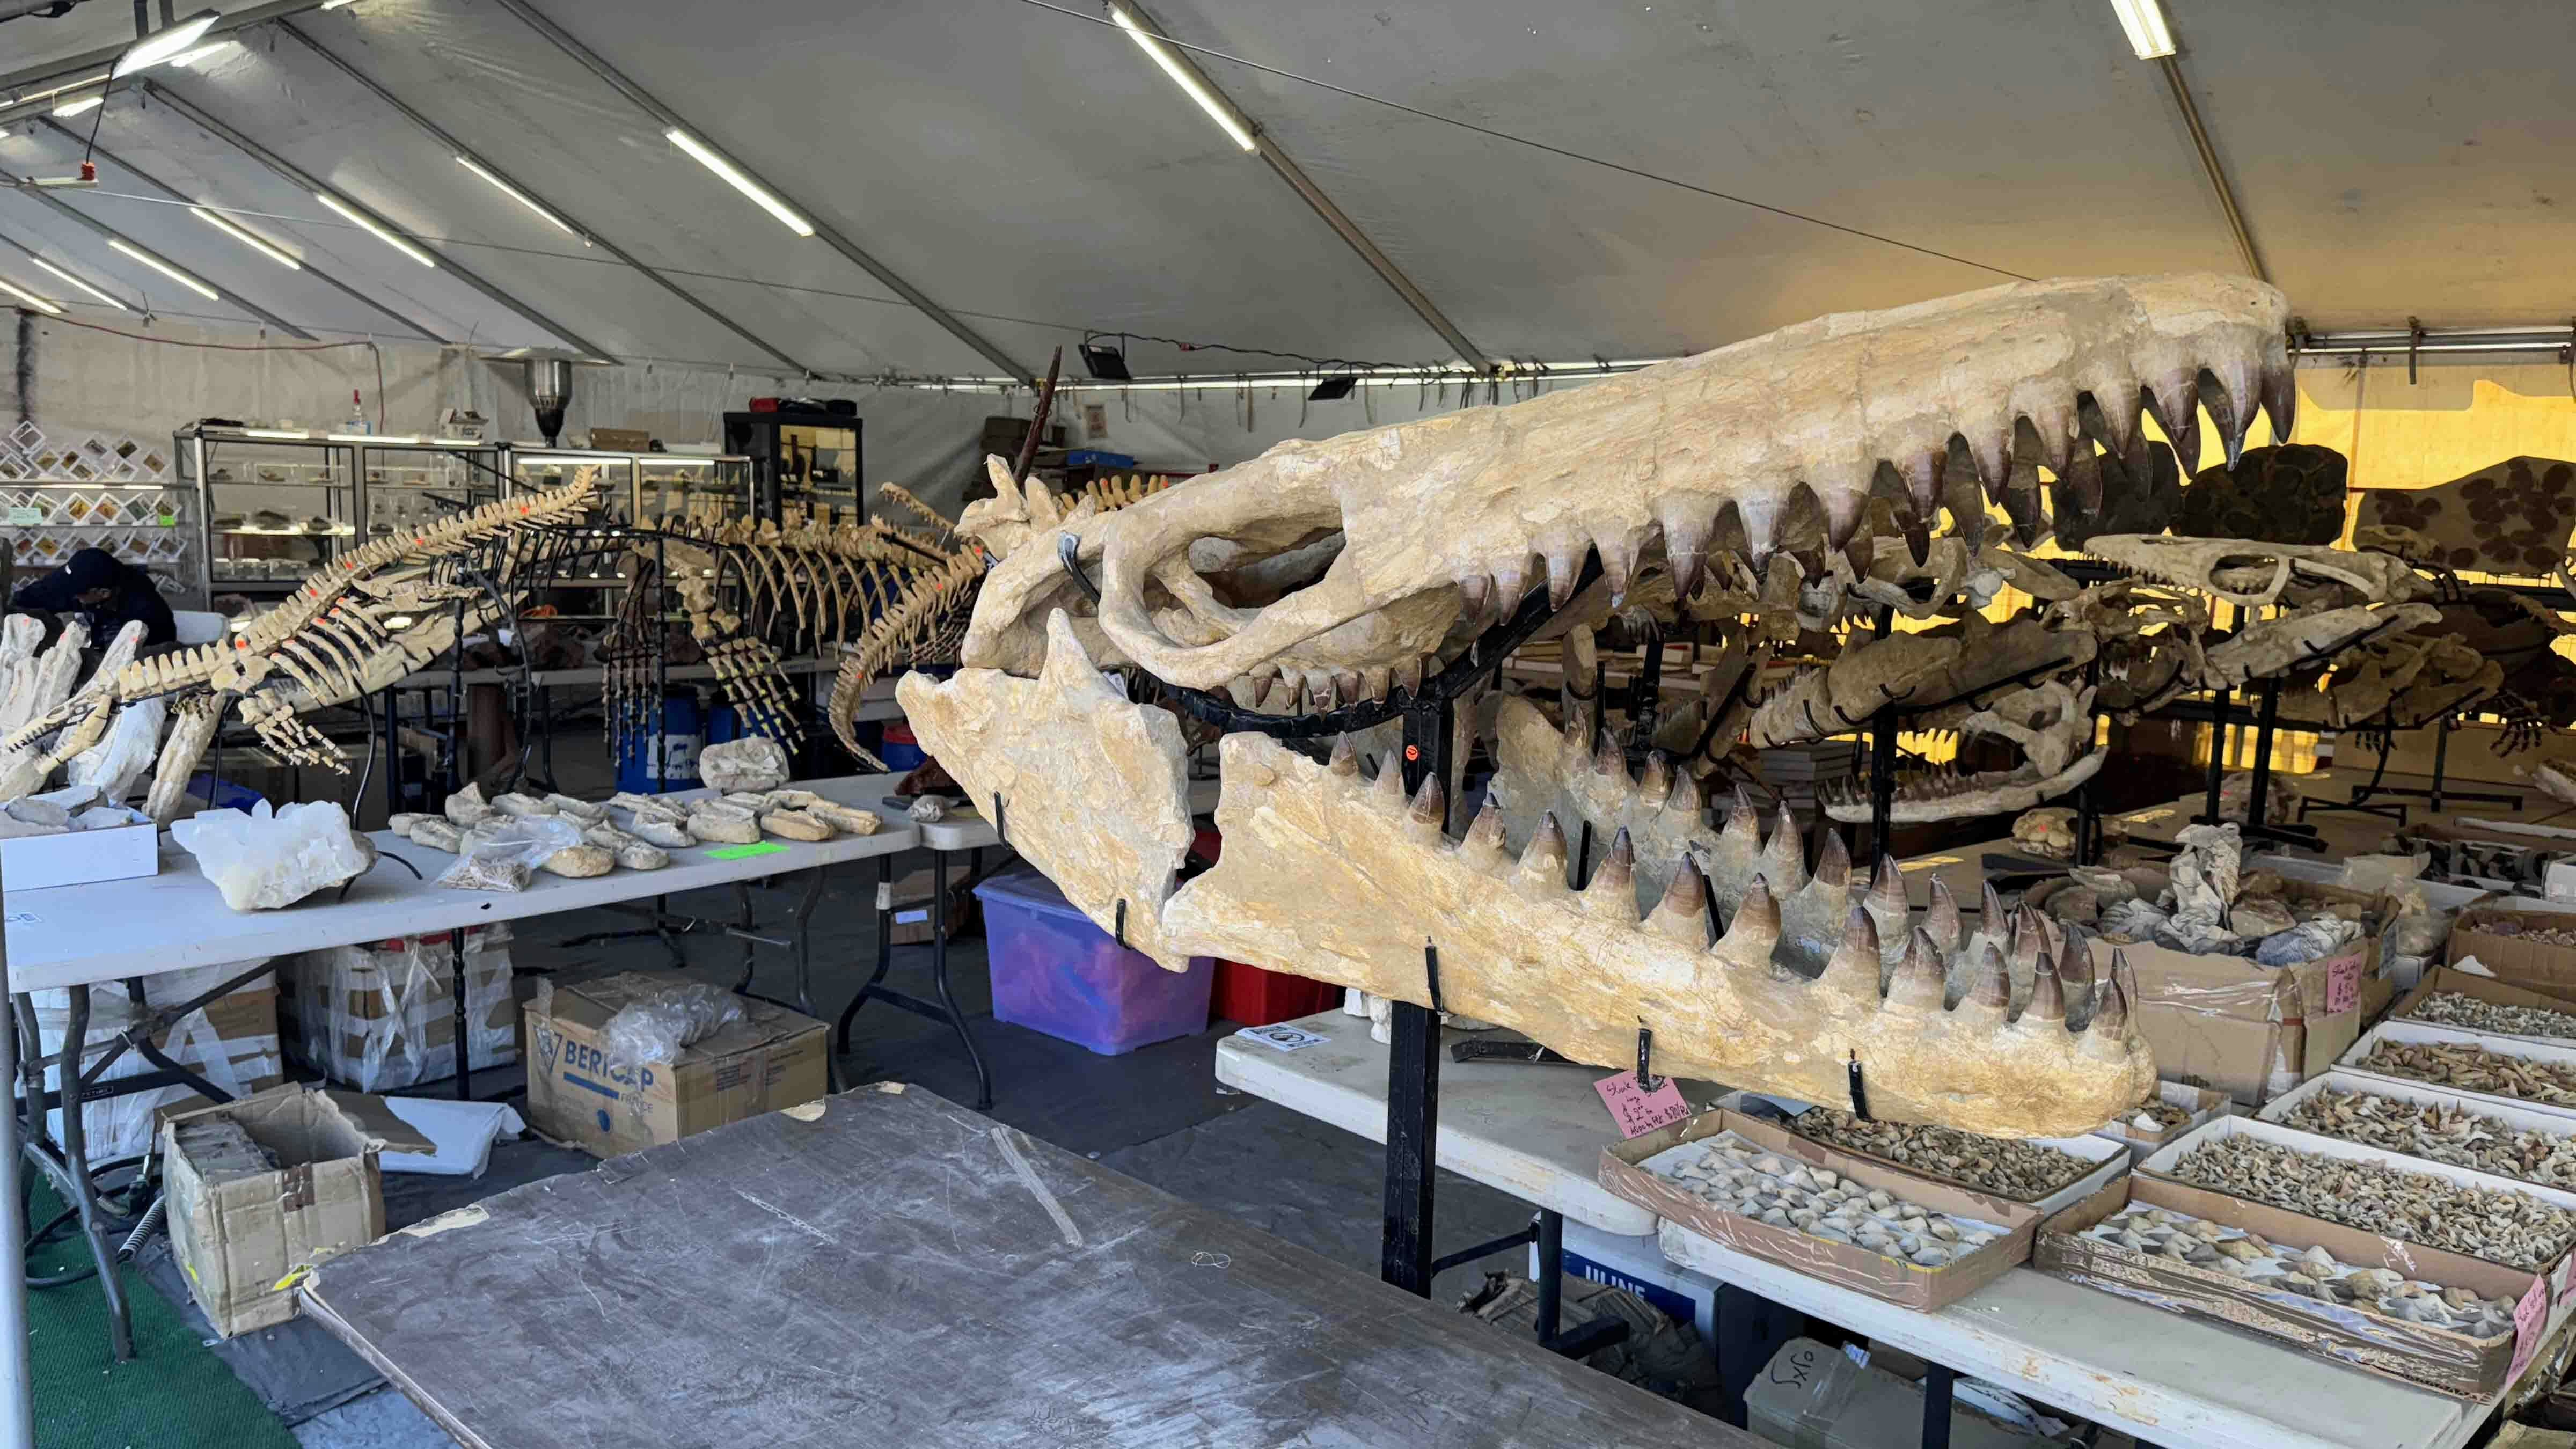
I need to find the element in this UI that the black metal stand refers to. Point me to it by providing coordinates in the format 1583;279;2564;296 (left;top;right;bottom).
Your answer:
1380;699;1451;1297
2330;716;2524;819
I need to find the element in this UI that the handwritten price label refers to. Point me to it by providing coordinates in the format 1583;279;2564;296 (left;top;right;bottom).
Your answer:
2515;1274;2550;1381
2326;953;2363;1014
1594;1071;1690;1139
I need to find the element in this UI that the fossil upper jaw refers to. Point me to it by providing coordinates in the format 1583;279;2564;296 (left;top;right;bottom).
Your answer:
1003;273;2292;694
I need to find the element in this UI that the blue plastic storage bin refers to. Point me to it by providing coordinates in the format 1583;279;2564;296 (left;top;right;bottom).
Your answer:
974;868;1212;1055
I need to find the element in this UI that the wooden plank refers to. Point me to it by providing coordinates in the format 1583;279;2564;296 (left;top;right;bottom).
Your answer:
303;1084;1746;1448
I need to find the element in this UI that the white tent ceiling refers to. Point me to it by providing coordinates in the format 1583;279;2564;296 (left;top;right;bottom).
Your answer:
0;0;2568;379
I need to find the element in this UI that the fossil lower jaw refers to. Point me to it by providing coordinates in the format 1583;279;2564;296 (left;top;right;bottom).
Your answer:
896;621;2156;1138
1818;749;2107;824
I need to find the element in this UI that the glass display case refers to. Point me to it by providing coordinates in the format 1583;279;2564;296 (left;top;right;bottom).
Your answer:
723;410;862;526
0;422;197;604
180;426;501;604
499;447;751;532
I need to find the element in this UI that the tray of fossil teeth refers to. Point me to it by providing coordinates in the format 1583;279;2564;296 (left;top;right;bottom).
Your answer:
1599;1108;2039;1309
2088;1080;2234;1162
2258;1070;2576;1194
2392;969;2576;1050
2039;1172;2564;1398
2339;1020;2576;1123
1724;1092;2130;1216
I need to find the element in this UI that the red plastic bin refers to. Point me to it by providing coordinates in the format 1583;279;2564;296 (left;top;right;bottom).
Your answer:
1191;828;1341;1027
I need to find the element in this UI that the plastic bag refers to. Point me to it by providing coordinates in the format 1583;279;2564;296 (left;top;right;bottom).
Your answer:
601;983;743;1072
435;814;583;892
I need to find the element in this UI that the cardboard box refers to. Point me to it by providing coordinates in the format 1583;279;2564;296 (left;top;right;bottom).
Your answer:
283;926;515;1092
2339;1020;2576;1124
1722;1091;2129;1217
162;1084;429;1337
523;971;828;1159
2258;1069;2576;1196
2391;967;2576;1047
2449;906;2576;1006
31;963;282;1165
1745;1337;2081;1448
1599;1109;2041;1311
0;812;157;890
2037;1173;2568;1397
2092;883;2395;1106
2137;1115;2576;1270
2088;1080;2232;1163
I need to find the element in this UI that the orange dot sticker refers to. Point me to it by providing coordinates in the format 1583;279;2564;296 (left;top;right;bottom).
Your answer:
1403;745;1419;761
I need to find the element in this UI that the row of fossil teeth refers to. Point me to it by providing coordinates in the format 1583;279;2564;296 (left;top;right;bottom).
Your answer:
1326;735;2138;1052
1814;764;2063;806
1438;356;2294;617
1221;655;1439;714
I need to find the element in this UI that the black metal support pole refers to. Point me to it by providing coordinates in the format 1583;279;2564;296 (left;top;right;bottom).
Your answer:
2431;718;2450;814
1380;693;1453;1298
2245;678;2282;831
1535;1206;1565;1343
450;928;471;1101
2202;685;2232;823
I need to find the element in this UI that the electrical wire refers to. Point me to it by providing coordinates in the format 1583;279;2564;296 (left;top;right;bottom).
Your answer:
24;312;389;425
1013;0;2035;283
1081;330;1404;375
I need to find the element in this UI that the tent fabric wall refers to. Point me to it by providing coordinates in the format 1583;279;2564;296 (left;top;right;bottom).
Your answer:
2;311;1487;519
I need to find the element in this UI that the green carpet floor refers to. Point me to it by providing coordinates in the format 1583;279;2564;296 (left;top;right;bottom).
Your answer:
25;1181;293;1449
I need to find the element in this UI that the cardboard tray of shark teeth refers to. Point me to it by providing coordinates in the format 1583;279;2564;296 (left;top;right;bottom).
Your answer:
1599;1108;2040;1309
2037;1170;2566;1398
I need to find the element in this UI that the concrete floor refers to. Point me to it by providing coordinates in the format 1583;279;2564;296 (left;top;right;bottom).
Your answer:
145;846;1543;1447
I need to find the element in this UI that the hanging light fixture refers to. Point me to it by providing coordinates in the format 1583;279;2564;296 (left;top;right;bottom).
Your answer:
113;8;222;76
24;256;125;310
107;239;219;299
453;157;579;238
0;276;61;315
312;192;436;267
1107;3;1258;152
2107;0;2176;58
191;206;301;269
663;129;811;236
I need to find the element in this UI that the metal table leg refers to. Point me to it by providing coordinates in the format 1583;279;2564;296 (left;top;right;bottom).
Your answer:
17;988;131;1361
450;928;471;1101
1922;1362;1956;1449
788;866;826;1019
0;850;30;1449
928;850;993;1111
833;855;897;1054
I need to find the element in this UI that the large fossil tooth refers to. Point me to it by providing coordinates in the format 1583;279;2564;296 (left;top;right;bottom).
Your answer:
1328;734;1359;777
1658;500;1712;603
2021;946;2067;1028
1404;773;1446;839
1885;927;1948;1012
1585;828;1640;921
1459;799;1512;873
1758;803;1807;896
1513;812;1569;888
1818;905;1882;998
1644;857;1711;946
1959;942;2012;1031
1706;788;1765;917
1368;751;1406;810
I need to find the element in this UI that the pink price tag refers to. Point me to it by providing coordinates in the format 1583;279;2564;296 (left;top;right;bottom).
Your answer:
1595;1072;1690;1139
2513;1273;2550;1382
2326;954;2362;1014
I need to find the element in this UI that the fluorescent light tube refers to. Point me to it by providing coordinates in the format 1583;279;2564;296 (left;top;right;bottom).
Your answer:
320;0;354;8
328;433;418;444
168;40;237;68
25;256;124;310
313;192;436;267
664;129;812;236
52;94;102;118
1109;3;1258;152
107;239;219;299
0;277;61;316
2108;0;2175;58
238;428;309;440
453;156;577;238
191;206;301;269
115;8;221;76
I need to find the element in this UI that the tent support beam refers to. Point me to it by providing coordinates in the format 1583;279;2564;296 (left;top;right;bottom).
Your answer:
138;80;617;358
487;0;1032;385
0;165;314;337
1113;1;1490;371
2154;55;2267;284
272;20;817;378
34;116;446;344
0;0;328;99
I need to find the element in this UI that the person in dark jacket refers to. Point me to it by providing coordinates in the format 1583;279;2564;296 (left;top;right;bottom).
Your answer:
11;548;176;646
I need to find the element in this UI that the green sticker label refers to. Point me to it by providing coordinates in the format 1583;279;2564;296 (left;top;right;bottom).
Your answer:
705;842;788;859
5;507;39;526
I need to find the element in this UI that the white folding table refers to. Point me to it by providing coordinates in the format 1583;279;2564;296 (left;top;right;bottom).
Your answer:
1219;1007;2504;1449
4;773;916;1368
